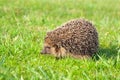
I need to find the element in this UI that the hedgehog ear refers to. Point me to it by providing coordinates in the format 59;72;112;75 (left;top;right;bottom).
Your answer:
53;44;60;52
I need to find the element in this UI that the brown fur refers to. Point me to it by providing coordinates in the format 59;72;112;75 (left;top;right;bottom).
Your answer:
41;18;99;59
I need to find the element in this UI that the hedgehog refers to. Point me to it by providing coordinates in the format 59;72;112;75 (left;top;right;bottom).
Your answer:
41;19;99;59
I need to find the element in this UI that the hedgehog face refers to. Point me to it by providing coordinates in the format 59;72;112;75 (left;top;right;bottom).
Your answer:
41;36;58;55
41;37;67;58
41;43;51;54
41;37;54;54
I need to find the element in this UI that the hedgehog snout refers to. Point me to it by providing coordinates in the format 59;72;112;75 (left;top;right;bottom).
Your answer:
40;47;51;54
41;49;46;54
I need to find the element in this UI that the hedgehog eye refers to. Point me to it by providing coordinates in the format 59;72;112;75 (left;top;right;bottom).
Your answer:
46;46;51;49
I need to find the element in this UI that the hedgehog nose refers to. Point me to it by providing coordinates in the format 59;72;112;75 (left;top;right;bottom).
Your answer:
41;50;45;54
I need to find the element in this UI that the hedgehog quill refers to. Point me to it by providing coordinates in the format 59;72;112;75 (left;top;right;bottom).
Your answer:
41;19;99;59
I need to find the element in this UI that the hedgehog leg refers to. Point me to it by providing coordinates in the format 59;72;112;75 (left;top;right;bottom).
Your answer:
51;47;60;59
59;47;67;57
55;47;67;59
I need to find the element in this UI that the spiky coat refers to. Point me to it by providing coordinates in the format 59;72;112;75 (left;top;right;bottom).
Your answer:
45;19;98;57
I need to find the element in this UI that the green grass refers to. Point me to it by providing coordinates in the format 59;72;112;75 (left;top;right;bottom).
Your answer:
0;0;120;80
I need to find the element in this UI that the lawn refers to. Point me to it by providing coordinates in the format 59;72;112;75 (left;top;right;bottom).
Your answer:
0;0;120;80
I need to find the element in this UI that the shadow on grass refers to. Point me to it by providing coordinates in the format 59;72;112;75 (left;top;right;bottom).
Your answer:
93;45;119;60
